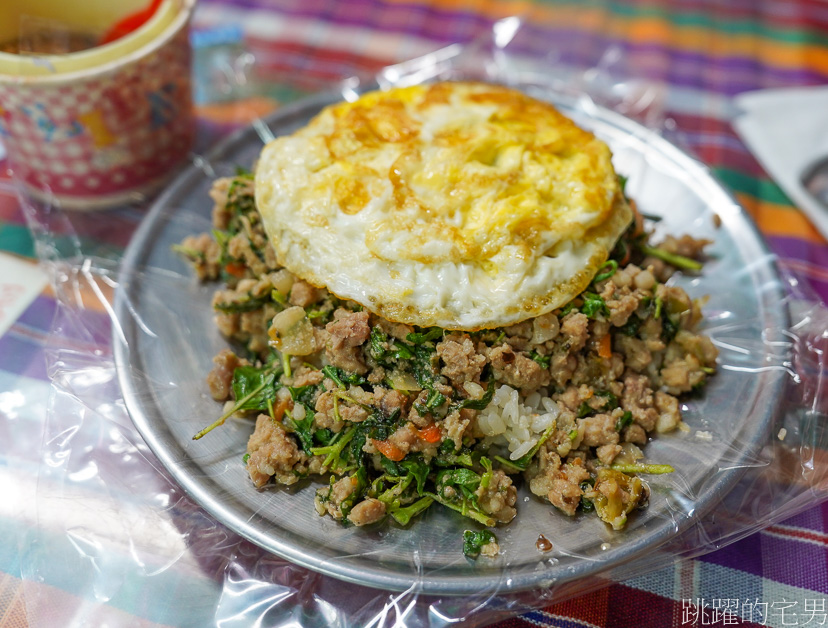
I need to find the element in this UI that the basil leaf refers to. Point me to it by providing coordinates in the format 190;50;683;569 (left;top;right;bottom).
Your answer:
462;529;497;559
450;379;495;412
231;366;278;412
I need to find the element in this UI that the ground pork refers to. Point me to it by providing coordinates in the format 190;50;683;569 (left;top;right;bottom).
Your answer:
475;470;517;524
654;390;682;433
340;403;369;424
437;335;486;385
206;349;246;401
288;280;321;307
658;234;711;260
246;414;306;488
596;443;622;465
621;372;658;432
607;294;639;327
559;312;590;352
659;355;704;393
239;309;272;355
386;422;420;456
622;423;648;445
209;177;235;231
406;391;433;428
179;233;222;281
489;344;549;393
316;475;358;520
347;498;387;526
579;412;621;448
547;458;591;516
374;387;409;417
292;366;324;388
376;318;414;341
442;409;475;449
313;391;338;430
614;335;653;372
526;444;562;499
548;350;578;388
325;309;371;374
227;232;268;276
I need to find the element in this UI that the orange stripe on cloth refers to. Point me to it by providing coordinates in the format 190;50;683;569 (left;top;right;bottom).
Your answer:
0;572;28;628
617;20;828;73
380;1;828;73
735;193;827;245
195;96;281;125
41;272;112;316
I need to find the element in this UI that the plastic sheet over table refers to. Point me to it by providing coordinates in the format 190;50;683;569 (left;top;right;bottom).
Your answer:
12;18;828;628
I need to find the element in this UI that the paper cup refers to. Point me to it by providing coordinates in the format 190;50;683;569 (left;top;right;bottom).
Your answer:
0;0;196;209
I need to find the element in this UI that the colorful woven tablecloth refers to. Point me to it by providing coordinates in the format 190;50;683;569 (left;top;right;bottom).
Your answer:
1;1;827;626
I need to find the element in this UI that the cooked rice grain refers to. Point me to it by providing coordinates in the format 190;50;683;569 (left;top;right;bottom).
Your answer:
478;385;559;460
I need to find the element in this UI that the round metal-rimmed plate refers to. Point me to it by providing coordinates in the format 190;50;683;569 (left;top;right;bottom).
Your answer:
114;86;789;595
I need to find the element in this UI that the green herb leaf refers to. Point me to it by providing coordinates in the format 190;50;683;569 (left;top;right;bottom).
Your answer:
595;390;619;410
529;351;551;369
609;463;674;474
580;292;610;319
321;365;366;389
214;293;272;313
462;529;497;559
389;496;434;526
449;379;496;413
618;316;643;336
232;365;279;412
617;174;629;196
593;259;618;283
340;467;369;519
406;328;443;344
661;314;680;344
493;424;555;471
400;457;430;495
289;384;320;408
615;411;633;432
640;244;703;271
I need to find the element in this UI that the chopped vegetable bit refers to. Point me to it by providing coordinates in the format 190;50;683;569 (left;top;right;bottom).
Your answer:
462;529;498;559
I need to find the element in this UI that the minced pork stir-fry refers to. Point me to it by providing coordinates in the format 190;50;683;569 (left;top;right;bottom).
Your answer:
176;172;717;558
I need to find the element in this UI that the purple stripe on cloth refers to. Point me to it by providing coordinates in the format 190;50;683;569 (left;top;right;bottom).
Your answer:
699;511;828;594
768;236;828;305
771;235;828;269
699;532;765;574
50;308;113;350
14;295;56;333
0;334;49;381
780;504;828;534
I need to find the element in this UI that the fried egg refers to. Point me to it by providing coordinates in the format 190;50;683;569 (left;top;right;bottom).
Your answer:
254;81;632;330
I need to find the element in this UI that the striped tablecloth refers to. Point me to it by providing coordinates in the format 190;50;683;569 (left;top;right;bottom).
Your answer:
1;1;827;626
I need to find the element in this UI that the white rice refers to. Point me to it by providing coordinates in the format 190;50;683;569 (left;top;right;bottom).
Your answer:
477;385;559;460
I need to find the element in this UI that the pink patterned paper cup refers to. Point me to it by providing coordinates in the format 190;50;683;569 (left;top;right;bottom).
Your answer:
0;0;196;210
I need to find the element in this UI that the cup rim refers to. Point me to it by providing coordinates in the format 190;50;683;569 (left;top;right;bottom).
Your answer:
0;0;196;85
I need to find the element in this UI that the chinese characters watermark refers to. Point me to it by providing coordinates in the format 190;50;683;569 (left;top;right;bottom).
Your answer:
681;597;827;626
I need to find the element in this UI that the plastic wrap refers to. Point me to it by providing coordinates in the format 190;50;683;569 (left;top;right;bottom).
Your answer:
12;17;828;628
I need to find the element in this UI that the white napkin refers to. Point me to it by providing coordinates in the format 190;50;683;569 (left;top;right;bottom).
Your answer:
732;87;828;241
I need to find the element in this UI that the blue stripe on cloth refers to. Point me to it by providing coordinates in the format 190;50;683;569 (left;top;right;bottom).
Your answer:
520;610;601;628
0;331;49;381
